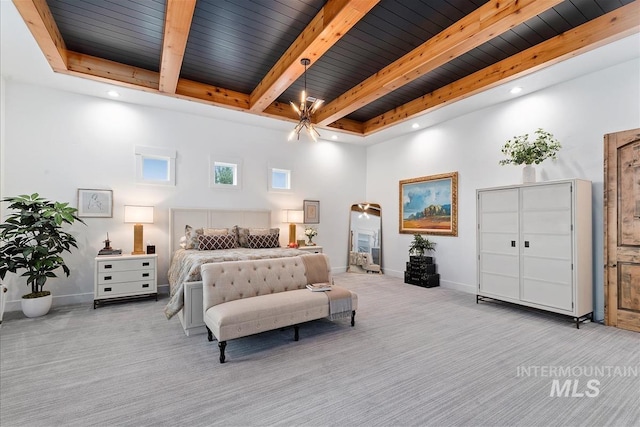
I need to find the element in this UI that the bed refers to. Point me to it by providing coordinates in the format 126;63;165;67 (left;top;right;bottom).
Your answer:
164;208;309;336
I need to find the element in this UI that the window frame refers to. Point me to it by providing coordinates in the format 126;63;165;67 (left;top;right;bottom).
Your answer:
135;146;176;186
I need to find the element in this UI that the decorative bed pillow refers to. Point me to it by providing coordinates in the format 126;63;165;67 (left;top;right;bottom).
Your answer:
185;225;204;249
234;226;279;248
204;228;229;236
198;234;238;250
247;233;280;249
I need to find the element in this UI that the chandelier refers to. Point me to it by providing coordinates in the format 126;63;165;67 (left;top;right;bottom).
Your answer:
288;58;323;142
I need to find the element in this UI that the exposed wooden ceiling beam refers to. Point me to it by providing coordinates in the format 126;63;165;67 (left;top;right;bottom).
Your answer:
66;52;159;90
12;0;67;70
315;0;563;127
363;3;640;136
159;0;196;94
249;0;379;112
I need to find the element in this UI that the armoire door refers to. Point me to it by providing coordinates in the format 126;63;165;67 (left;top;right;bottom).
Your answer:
477;188;519;299
520;182;573;311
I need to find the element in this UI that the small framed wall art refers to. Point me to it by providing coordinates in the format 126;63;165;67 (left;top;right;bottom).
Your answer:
303;200;320;224
77;189;113;218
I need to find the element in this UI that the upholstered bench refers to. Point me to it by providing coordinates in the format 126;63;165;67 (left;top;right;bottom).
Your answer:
201;254;358;363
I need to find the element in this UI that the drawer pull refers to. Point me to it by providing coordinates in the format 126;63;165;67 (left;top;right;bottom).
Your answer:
142;284;149;288
142;273;150;278
142;262;150;267
524;241;530;248
104;276;112;281
105;287;112;292
511;240;516;247
105;264;112;269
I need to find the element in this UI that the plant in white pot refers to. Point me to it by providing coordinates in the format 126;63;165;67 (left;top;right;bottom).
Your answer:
408;234;436;259
499;128;561;183
0;193;85;318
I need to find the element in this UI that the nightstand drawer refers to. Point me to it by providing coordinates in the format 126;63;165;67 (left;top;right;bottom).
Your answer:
97;258;155;273
98;269;155;285
97;280;156;298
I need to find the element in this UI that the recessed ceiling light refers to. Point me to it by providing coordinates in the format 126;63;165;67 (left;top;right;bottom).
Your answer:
331;135;338;140
412;123;420;129
510;86;523;94
107;90;120;98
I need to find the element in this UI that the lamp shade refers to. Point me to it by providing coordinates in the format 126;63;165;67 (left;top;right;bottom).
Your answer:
285;209;304;224
124;205;154;224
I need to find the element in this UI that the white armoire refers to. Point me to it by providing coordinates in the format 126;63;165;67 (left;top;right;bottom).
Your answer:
476;179;593;327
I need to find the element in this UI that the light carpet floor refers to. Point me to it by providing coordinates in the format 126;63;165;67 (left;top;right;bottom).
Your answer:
1;273;638;427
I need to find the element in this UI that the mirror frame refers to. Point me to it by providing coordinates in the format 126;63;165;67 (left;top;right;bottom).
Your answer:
348;203;382;273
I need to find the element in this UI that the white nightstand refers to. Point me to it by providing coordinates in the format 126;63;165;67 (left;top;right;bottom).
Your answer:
298;245;323;254
94;254;158;308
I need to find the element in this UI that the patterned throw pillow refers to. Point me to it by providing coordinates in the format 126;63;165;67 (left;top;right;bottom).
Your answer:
197;234;238;250
185;225;204;250
234;226;279;248
247;233;280;249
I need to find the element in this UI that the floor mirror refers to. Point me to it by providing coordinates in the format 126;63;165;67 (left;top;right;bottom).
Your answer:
348;203;382;273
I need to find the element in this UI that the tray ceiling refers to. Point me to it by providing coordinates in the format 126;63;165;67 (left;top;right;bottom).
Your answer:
13;0;639;137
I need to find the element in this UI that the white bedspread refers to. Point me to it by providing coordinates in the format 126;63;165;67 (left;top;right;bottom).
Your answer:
164;247;309;319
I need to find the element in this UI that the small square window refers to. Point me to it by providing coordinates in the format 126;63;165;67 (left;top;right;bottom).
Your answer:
272;168;290;190
210;156;242;189
135;146;176;186
269;165;292;192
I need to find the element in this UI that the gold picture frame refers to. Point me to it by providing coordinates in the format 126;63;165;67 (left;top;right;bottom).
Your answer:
399;172;458;236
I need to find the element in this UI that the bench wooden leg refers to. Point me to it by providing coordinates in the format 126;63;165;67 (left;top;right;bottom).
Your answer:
294;325;299;341
206;326;213;342
351;310;356;327
218;341;227;363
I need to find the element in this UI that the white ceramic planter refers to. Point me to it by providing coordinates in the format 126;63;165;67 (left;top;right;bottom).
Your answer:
522;165;536;183
21;293;53;318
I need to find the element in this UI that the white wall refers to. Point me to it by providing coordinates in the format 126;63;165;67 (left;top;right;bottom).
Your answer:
366;58;640;321
1;82;366;310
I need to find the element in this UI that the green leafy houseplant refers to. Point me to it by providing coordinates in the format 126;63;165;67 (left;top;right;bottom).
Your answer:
408;234;436;256
0;193;85;298
499;128;561;165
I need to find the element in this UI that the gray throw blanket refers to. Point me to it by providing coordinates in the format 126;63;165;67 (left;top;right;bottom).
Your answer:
326;286;353;321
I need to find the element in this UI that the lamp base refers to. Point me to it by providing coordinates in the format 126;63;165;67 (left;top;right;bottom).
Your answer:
289;223;296;245
132;224;145;255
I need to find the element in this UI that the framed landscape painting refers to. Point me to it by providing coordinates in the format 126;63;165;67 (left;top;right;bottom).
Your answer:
399;172;458;236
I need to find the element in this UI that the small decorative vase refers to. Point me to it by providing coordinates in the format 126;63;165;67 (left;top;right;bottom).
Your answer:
21;293;53;318
522;164;536;183
307;237;314;246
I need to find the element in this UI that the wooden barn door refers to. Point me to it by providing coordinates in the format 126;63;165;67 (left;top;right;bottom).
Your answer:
604;128;640;332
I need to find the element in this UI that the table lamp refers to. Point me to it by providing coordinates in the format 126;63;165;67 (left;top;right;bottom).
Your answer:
124;205;154;255
284;209;304;245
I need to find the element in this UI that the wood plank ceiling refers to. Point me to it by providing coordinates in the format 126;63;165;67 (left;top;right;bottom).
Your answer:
13;0;640;138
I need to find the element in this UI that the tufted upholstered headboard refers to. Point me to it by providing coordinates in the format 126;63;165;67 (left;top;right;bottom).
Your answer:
169;208;272;253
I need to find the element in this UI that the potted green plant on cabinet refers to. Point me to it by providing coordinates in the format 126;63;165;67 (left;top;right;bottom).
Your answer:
0;193;85;317
405;234;439;287
499;128;561;183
